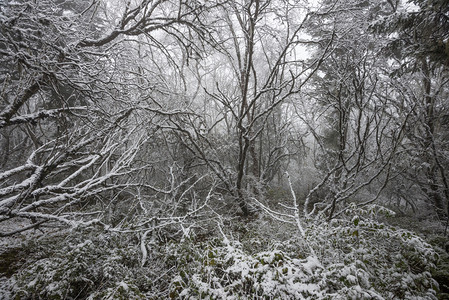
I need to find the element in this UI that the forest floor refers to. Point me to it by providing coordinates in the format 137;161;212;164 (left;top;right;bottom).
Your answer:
1;213;449;299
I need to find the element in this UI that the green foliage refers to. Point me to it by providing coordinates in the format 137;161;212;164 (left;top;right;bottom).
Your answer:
428;236;449;297
307;204;438;299
5;205;441;299
88;281;145;300
168;239;325;299
372;0;449;67
12;231;145;300
167;205;439;299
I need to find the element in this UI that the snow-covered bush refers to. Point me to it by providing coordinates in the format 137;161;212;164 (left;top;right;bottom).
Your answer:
12;231;146;299
87;281;145;300
168;205;439;299
168;238;325;299
7;204;440;299
306;204;439;299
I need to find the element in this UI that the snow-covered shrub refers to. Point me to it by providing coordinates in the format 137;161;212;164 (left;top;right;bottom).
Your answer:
8;204;440;299
168;239;325;299
87;281;145;300
168;204;439;299
306;204;439;299
428;236;449;297
12;231;146;299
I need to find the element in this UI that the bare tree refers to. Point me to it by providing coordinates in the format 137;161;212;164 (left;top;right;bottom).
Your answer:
165;0;333;216
0;0;219;234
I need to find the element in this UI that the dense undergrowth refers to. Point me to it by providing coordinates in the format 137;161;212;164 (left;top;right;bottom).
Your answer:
1;204;447;299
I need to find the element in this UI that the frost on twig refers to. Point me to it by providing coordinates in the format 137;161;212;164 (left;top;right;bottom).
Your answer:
140;229;151;267
286;172;318;260
252;173;319;261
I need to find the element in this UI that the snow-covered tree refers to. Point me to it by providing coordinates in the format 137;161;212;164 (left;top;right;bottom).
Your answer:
0;0;218;234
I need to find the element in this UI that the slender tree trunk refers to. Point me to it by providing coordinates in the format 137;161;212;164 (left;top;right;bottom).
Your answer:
236;137;250;216
421;58;446;219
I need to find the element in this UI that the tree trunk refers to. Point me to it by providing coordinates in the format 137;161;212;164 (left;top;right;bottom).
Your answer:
421;58;447;219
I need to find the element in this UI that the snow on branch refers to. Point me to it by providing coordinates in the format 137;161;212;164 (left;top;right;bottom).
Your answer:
1;107;89;128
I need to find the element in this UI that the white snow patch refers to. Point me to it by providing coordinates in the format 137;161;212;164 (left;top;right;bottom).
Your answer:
118;281;129;291
302;256;322;274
